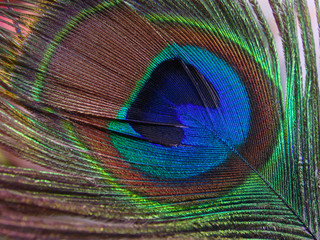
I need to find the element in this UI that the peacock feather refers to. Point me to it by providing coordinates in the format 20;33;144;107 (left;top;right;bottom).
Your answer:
0;0;319;239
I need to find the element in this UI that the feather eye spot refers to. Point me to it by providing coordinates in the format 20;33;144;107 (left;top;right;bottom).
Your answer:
109;45;253;180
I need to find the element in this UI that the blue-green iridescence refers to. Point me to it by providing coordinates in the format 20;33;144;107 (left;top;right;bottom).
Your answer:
109;45;251;179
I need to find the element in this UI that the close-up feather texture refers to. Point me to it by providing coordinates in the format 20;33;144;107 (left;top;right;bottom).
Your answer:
0;0;319;239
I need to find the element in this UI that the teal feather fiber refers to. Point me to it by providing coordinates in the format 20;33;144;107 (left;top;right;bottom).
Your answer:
0;0;319;239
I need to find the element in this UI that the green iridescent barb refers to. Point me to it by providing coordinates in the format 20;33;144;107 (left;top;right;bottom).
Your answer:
0;0;319;239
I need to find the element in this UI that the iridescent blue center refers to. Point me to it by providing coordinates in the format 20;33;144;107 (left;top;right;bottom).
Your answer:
126;58;220;146
110;45;251;179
